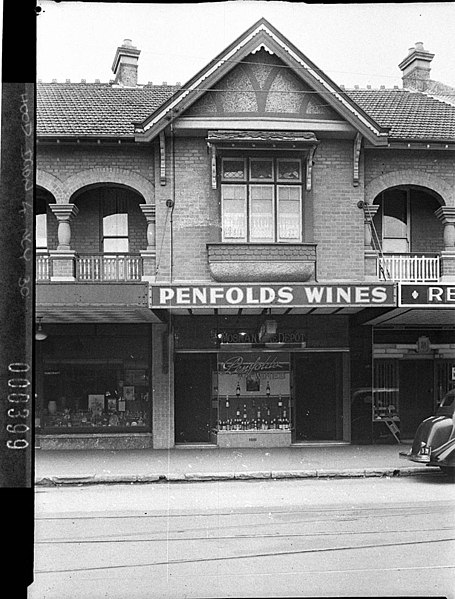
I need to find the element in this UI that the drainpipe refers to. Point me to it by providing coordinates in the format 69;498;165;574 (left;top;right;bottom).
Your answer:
169;111;176;283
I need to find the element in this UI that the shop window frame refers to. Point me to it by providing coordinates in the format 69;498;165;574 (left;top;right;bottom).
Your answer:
37;356;151;434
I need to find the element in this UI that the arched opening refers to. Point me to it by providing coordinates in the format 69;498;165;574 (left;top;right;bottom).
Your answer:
372;186;443;253
369;186;444;282
71;184;147;281
71;184;146;253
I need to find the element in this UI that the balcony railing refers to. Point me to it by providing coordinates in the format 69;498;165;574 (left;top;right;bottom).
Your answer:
36;254;51;280
377;254;440;282
77;254;143;281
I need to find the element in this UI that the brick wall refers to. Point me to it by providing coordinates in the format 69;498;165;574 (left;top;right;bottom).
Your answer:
364;150;454;192
37;144;155;189
311;140;364;281
154;137;219;281
37;139;452;283
155;137;366;282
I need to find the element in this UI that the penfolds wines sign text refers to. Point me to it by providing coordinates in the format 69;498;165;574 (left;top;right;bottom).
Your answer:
150;283;395;308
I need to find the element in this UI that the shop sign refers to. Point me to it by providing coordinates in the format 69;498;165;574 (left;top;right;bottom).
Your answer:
399;283;455;307
218;352;290;376
150;284;395;308
212;329;306;345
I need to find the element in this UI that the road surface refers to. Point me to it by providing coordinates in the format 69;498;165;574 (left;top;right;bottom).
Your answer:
29;473;455;598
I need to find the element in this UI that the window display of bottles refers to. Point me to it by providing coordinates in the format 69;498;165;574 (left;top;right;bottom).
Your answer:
215;395;291;431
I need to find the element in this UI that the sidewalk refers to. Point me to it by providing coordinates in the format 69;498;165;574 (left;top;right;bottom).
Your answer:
34;443;440;486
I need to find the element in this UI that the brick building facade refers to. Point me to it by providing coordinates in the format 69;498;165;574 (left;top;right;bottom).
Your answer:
35;20;455;450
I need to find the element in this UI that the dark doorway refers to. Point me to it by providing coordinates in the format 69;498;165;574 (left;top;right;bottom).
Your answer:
174;353;214;443
294;353;343;441
399;360;434;439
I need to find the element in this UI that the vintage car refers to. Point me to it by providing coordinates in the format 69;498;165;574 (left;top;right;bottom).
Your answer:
400;388;455;476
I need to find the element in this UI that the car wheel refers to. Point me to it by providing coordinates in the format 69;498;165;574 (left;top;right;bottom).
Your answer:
439;466;455;479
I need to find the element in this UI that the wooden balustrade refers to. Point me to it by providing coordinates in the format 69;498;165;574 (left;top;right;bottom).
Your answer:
377;254;440;282
77;254;143;281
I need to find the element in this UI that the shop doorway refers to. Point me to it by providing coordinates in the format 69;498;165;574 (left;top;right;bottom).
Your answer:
174;353;214;443
399;360;434;439
294;353;343;441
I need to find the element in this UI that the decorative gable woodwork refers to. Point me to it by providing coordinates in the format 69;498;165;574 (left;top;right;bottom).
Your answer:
185;49;340;120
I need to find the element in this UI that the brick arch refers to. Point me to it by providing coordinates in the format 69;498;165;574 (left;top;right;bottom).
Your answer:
365;169;454;207
64;168;155;204
36;170;66;203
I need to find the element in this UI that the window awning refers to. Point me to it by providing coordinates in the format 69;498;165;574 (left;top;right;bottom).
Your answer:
207;130;319;190
207;130;319;148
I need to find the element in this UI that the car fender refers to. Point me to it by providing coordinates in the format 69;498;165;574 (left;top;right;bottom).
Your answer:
411;416;453;455
430;437;455;466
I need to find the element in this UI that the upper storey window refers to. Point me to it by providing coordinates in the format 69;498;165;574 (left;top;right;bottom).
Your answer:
221;157;302;243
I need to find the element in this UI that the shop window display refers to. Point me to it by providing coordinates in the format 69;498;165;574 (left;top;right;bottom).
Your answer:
213;352;292;432
38;363;149;431
35;326;151;433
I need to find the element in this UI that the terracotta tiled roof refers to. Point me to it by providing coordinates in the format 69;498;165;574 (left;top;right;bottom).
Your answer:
346;88;455;141
36;82;179;137
37;82;455;142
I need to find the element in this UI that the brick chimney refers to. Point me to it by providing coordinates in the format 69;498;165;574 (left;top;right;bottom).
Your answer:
111;39;141;87
399;42;434;91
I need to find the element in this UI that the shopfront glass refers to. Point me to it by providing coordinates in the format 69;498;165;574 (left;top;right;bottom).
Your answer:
172;315;349;445
215;351;291;431
35;325;151;433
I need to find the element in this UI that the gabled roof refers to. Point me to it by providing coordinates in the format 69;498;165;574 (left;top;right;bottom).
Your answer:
36;82;455;143
133;18;389;145
36;19;455;144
